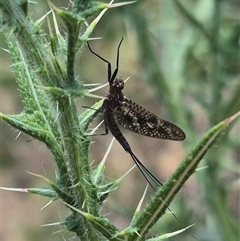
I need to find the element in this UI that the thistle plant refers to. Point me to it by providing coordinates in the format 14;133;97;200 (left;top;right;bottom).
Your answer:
0;1;239;241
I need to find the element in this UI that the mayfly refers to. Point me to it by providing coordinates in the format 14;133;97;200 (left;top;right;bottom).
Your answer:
87;38;185;191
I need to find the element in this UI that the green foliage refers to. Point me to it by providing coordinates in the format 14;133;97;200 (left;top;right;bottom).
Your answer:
0;1;239;241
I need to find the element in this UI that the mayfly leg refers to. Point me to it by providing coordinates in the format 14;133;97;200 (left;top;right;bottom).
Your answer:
87;38;123;84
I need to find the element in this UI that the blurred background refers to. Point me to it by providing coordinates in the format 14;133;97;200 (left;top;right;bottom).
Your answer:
0;0;239;240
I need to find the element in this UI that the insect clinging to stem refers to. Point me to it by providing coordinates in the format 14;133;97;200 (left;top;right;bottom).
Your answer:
87;38;186;191
86;39;197;240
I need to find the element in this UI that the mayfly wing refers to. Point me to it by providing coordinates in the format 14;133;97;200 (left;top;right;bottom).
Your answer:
113;97;186;141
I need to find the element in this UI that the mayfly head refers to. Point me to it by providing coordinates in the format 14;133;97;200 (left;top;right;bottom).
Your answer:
112;78;124;90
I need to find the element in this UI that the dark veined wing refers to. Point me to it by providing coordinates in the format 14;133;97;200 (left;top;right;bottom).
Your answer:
113;97;186;141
